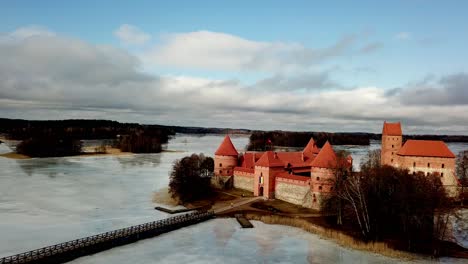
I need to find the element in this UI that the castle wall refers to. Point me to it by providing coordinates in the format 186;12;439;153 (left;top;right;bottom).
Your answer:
275;177;312;208
233;171;254;192
214;155;238;176
397;155;458;196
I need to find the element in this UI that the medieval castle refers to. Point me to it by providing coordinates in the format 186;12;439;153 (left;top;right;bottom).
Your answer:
214;121;460;210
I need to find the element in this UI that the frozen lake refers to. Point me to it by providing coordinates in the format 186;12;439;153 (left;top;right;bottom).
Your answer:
0;134;467;263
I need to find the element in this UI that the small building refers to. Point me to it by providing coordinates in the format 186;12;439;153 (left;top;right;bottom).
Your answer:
213;135;352;210
381;121;459;196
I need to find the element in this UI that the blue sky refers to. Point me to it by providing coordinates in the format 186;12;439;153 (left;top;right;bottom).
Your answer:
1;1;468;133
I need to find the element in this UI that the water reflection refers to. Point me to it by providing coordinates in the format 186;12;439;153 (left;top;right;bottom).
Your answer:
115;154;161;168
16;158;75;178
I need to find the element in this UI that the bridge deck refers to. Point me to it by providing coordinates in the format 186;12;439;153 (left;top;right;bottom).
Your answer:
0;211;214;264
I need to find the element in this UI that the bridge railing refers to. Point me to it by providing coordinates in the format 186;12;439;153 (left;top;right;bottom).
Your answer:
0;211;214;264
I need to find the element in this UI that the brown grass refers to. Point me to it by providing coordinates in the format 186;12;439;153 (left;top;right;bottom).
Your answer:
245;214;418;260
152;188;179;206
0;152;30;159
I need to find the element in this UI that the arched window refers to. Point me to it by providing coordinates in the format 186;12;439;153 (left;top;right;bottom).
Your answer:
219;163;222;167
413;162;416;167
428;163;430;168
441;173;444;177
442;164;445;169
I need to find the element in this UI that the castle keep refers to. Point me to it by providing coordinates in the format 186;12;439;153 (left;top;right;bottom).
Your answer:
381;121;459;196
214;135;352;210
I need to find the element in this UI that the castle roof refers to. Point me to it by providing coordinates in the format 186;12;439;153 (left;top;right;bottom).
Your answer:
215;135;239;156
397;140;455;158
255;151;284;167
303;138;320;157
239;152;264;169
382;121;402;136
310;141;338;168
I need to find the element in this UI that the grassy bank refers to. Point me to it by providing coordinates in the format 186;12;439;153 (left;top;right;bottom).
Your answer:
244;213;418;260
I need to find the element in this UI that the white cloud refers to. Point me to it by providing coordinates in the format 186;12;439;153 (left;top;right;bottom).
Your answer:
142;31;360;72
114;24;151;45
1;26;468;134
395;32;412;40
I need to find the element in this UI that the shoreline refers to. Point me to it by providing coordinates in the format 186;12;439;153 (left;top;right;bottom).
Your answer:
0;147;134;160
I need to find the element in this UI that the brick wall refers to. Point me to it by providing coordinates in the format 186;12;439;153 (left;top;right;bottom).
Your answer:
233;171;254;192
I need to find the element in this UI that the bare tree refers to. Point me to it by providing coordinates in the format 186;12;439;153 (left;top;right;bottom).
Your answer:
456;151;468;205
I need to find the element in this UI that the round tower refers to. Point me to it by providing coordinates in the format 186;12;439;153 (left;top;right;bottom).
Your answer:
214;135;239;176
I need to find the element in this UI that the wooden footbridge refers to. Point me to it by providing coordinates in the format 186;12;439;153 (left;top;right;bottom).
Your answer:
0;211;214;264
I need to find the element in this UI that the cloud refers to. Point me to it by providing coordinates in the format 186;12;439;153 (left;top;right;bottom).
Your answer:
1;26;468;134
114;24;151;45
395;32;412;40
358;42;383;53
252;71;340;91
390;73;468;106
142;31;362;72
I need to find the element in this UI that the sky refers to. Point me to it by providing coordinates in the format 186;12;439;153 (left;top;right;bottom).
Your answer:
1;0;468;134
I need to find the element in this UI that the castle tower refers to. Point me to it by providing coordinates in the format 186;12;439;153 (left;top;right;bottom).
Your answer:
381;121;403;166
253;151;284;199
214;135;239;177
310;141;338;210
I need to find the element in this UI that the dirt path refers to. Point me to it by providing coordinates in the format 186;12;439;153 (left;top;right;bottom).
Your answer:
214;197;262;214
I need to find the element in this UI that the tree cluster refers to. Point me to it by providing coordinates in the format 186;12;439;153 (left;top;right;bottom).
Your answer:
117;132;164;153
16;136;82;158
325;150;454;254
169;154;214;204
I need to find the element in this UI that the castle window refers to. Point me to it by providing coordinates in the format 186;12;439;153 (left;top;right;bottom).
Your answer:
392;152;394;155
227;170;230;173
219;163;222;167
441;173;444;177
427;172;430;176
392;145;394;148
219;170;222;174
442;164;445;169
428;163;430;168
319;186;322;190
391;159;393;163
316;177;320;181
413;162;416;167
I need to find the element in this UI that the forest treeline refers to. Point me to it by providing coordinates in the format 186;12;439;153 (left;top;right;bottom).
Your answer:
0;118;175;157
247;131;468;150
247;131;372;150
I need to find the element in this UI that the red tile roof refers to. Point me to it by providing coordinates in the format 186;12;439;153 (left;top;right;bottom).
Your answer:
303;138;320;157
397;140;455;158
276;152;311;167
215;135;239;156
239;152;264;168
255;151;285;167
382;121;402;136
310;141;338;168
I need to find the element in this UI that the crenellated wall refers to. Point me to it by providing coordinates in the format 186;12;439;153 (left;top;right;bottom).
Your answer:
233;170;254;192
275;177;312;208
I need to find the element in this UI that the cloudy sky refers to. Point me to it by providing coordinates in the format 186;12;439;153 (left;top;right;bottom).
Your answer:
1;1;468;134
